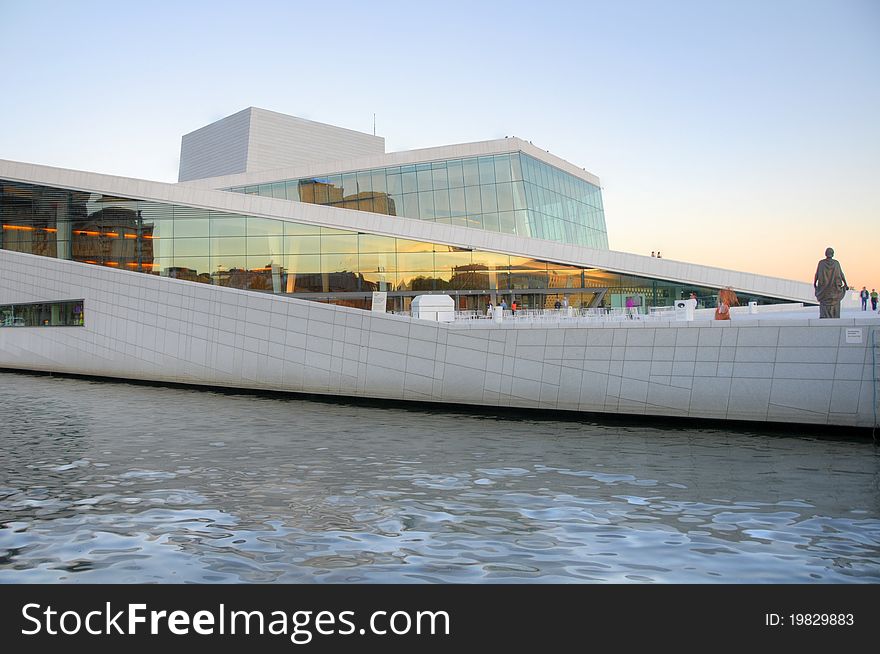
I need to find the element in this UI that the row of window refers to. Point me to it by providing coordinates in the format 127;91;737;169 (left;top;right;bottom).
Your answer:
0;181;784;309
227;152;608;249
0;300;84;327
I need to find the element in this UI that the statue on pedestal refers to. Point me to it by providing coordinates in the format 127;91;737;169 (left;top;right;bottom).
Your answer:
813;247;848;319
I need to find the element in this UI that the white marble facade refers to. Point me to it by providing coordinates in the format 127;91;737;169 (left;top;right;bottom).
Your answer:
2;249;877;429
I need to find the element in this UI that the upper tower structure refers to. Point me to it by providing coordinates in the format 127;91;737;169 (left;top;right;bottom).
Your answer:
178;107;385;182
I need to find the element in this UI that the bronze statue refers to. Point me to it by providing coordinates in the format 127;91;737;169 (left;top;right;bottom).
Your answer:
814;247;848;319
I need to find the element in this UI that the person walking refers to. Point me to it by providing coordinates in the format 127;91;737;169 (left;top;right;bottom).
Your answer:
511;300;517;316
486;302;494;318
860;286;869;311
871;288;878;312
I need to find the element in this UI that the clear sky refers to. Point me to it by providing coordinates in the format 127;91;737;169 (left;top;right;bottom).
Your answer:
1;0;877;288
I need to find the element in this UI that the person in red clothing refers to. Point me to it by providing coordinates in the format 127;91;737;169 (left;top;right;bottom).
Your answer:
511;300;517;316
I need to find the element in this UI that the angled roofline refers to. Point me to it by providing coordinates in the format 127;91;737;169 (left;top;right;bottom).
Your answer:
0;158;813;303
179;137;603;190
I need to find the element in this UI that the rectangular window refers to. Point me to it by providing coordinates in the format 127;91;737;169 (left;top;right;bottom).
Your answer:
462;158;480;187
446;160;464;188
0;299;84;327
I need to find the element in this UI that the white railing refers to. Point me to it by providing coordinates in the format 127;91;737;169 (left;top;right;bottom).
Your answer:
395;306;683;324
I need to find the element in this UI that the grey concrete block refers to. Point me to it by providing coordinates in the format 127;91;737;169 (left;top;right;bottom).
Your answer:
773;363;836;379
693;361;718;377
647;382;692;411
690;377;731;413
727;378;771;419
626;346;654;361
777;326;840;347
619;378;648;403
829;380;862;414
733;347;776;363
736;326;779;346
769;378;832;413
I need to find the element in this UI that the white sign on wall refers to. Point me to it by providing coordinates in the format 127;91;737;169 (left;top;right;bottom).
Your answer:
845;328;862;344
371;291;387;313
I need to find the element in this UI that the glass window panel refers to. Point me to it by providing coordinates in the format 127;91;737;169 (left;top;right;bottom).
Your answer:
434;251;472;270
211;237;247;256
431;165;448;189
149;257;174;276
482;212;500;232
480;185;498;213
371;170;386;194
509;258;548;273
357;252;397;273
478;156;496;185
246;255;280;270
356;171;372;194
416;168;433;191
498;211;516;234
322;252;358;271
397;252;434;271
210;216;246;237
313;182;330;204
320;226;356;235
396;239;434;253
386;171;402;195
247;216;283;236
494;154;512;183
285;181;300;202
466;214;484;230
247;235;284;255
372;193;393;215
173;238;210;257
446;160;464;188
321;233;359;253
448;188;466;216
298;180;316;203
357;197;374;213
284;222;322;236
496;182;514;212
465;186;482;214
173;218;209;238
341;173;358;199
418;191;434;219
257;184;271;197
388;194;403;215
451;215;469;228
211;253;246;270
401;170;417;194
462;158;480;186
433;189;450;218
169;256;211;280
284;234;321;254
244;186;259;195
285;254;321;274
471;251;509;270
402;193;420;217
271;183;286;199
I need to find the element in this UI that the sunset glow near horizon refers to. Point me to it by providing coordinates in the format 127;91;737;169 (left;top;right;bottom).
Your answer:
1;0;877;291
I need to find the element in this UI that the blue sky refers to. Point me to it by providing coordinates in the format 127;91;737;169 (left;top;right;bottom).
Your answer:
1;0;877;285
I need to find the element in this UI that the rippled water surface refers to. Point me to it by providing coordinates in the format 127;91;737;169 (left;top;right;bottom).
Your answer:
1;371;878;583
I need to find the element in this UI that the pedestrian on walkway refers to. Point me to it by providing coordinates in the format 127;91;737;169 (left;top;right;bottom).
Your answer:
860;286;869;311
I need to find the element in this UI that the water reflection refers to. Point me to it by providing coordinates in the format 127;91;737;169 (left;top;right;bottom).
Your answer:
0;371;878;583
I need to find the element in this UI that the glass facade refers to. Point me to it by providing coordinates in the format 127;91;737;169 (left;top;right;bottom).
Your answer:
1;180;786;313
227;152;609;249
1;299;84;327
